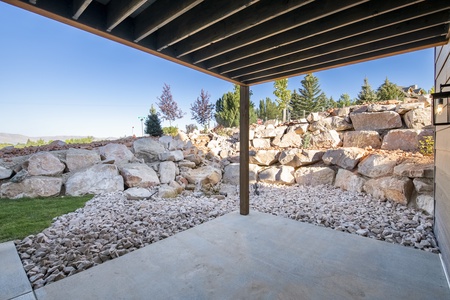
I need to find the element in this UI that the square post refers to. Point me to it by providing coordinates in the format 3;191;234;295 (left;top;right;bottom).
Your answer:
239;85;250;215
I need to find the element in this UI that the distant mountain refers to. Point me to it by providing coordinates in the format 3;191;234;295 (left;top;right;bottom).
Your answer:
0;133;113;145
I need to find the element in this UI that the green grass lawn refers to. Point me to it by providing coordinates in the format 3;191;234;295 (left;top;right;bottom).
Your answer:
0;195;92;243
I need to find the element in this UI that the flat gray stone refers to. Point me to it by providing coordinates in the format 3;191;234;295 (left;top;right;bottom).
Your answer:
0;242;33;300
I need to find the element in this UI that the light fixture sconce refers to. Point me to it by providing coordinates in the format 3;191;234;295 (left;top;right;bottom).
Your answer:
432;84;450;125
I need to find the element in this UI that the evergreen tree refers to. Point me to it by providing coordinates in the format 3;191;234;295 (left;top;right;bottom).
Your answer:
190;89;215;129
290;90;304;119
156;83;184;126
323;96;336;110
215;84;257;127
292;73;326;116
337;93;352;108
377;77;405;101
356;77;377;104
256;97;281;121
145;105;163;137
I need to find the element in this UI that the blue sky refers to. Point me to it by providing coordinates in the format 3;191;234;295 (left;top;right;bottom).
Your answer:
0;2;435;138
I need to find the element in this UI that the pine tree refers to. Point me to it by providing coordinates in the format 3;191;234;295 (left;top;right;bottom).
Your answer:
256;97;281;121
190;89;215;129
337;93;352;108
156;83;184;126
356;77;378;104
145;104;163;136
292;73;326;116
215;84;257;127
377;77;405;101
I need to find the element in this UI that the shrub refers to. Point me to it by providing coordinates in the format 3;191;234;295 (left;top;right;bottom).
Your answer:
185;124;197;134
419;136;434;156
163;126;178;136
302;133;311;149
213;125;233;137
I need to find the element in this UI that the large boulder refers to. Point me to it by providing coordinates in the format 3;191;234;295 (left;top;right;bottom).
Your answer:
393;162;433;178
381;129;422;151
98;143;134;165
403;107;432;129
310;130;341;148
65;164;124;196
363;176;414;205
252;138;271;149
416;194;434;215
324;116;353;131
367;104;396;112
357;154;397;178
278;149;324;168
273;130;302;148
133;138;165;162
0;176;62;199
222;163;261;185
350;111;402;131
322;147;366;170
159;161;176;184
259;166;295;185
249;150;279;166
413;178;433;193
120;163;160;188
334;169;366;193
158;184;179;198
342;131;381;148
27;152;65;176
294;167;335;186
0;166;12;180
65;149;101;172
395;102;425;114
183;166;222;187
124;187;153;200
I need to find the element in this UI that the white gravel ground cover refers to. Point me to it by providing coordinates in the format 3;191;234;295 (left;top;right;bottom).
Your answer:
16;184;437;289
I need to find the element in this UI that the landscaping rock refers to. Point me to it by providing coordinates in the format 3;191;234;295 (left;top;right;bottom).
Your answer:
273;130;302;148
393;162;433;178
413;178;433;193
183;166;222;187
416;194;434;215
65;149;101;172
259;166;295;185
158;184;179;198
10;169;28;183
159;161;176;184
325;116;353;131
367;104;396;112
334;169;366;193
98;144;134;165
133;138;165;162
0;166;12;179
322;147;366;170
252;138;271;149
310;130;341;148
65;164;124;196
342;131;381;148
363;176;414;205
0;176;62;199
249;150;279;166
350;111;402;131
294;166;335;186
403;107;432;129
124;187;153;200
357;154;397;178
395;102;425;114
27;152;65;176
120;163;160;188
382;129;426;151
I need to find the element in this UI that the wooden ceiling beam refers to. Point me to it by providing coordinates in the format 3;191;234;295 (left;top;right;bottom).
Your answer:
106;0;147;32
244;37;447;85
239;30;446;83
134;0;203;43
206;0;427;70
190;0;371;64
226;13;450;79
155;0;259;51
72;0;92;20
172;0;313;58
217;1;446;74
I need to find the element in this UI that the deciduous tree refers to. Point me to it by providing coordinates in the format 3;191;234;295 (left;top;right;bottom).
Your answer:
190;89;215;129
273;79;291;122
156;83;184;126
215;84;257;127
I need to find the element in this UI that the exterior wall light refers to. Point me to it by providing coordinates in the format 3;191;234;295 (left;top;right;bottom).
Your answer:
432;84;450;125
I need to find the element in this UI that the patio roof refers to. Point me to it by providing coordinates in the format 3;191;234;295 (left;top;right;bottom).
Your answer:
2;0;450;86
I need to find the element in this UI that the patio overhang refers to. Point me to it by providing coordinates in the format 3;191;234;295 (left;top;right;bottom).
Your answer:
2;0;450;215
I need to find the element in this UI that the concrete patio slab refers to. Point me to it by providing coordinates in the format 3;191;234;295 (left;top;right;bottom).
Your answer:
34;211;449;299
0;241;34;300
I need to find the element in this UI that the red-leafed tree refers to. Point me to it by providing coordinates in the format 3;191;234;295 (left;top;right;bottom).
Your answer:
156;83;184;126
190;89;215;129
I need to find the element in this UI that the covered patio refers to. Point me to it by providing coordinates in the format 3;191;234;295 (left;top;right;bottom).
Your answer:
1;0;450;298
